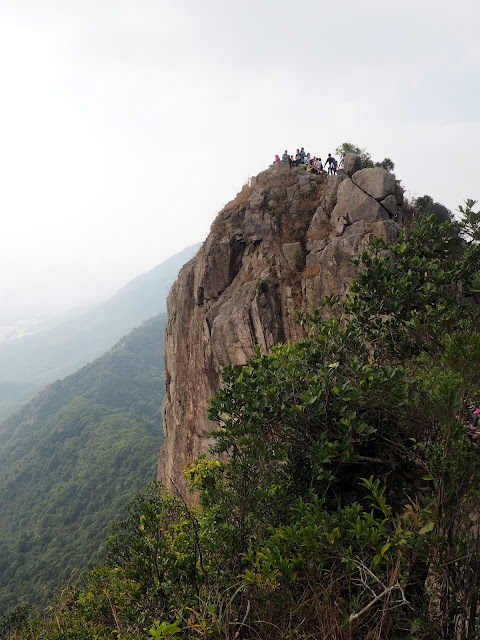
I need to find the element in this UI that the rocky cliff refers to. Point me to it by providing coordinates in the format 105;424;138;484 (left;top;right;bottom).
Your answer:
159;154;404;498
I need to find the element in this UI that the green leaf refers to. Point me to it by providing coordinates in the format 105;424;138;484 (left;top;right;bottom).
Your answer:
419;522;435;535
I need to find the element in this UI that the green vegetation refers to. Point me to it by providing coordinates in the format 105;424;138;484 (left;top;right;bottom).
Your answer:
413;194;454;225
0;315;166;615
335;142;395;171
5;201;480;639
0;382;37;422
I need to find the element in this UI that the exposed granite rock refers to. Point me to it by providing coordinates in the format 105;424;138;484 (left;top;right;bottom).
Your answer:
287;184;299;201
380;194;399;219
352;167;398;201
282;242;304;270
331;178;389;226
159;161;402;500
343;152;363;176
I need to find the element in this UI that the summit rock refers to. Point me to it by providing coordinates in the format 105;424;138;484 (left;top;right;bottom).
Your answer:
159;159;403;499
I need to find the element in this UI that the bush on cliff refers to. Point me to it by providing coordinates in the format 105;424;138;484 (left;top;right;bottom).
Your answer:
8;201;480;639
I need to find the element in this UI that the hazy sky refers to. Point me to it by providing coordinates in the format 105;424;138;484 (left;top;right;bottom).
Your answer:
1;0;479;322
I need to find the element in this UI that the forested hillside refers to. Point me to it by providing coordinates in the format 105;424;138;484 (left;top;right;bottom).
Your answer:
0;314;166;614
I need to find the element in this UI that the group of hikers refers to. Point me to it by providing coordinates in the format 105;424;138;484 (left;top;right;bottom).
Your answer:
466;403;480;444
273;148;340;175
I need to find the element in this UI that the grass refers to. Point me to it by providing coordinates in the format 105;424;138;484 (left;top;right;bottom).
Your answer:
306;222;331;241
301;264;321;279
223;182;254;212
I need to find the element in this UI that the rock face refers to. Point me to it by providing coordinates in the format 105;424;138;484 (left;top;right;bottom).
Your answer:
159;158;403;499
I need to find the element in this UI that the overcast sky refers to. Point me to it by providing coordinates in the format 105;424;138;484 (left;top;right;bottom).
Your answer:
0;0;479;323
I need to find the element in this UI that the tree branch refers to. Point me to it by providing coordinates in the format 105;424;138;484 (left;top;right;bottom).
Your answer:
348;582;408;623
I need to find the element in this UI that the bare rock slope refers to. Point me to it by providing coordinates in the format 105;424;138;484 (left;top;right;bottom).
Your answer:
159;155;403;498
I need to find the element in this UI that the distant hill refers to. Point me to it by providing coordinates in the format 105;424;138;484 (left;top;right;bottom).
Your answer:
0;243;200;418
0;314;166;614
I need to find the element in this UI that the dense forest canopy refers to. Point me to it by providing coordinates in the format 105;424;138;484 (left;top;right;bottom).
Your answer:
0;315;166;616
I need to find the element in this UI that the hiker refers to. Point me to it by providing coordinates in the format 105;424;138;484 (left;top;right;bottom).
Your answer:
300;147;305;164
326;153;336;175
311;157;322;175
293;149;301;167
282;150;292;168
274;154;280;163
465;404;480;444
467;403;479;426
474;407;480;429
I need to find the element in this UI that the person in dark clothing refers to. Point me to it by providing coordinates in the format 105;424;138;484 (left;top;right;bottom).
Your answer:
325;153;336;175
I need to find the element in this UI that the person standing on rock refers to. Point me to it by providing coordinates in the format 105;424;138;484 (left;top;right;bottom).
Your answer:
326;153;336;175
282;150;292;168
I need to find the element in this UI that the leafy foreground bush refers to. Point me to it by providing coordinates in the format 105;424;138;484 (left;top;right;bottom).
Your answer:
6;200;480;639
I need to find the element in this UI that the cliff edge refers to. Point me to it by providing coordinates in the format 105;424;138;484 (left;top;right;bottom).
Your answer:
159;154;403;498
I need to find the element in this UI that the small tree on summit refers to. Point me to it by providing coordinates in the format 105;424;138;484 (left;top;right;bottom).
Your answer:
375;157;395;172
335;142;395;172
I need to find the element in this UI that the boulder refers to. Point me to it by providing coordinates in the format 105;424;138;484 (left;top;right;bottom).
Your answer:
331;178;389;226
371;220;399;244
343;153;362;177
380;194;399;219
325;174;345;214
352;167;397;201
343;219;399;245
343;220;374;238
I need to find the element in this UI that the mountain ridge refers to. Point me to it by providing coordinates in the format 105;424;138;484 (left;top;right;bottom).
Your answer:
0;243;201;419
